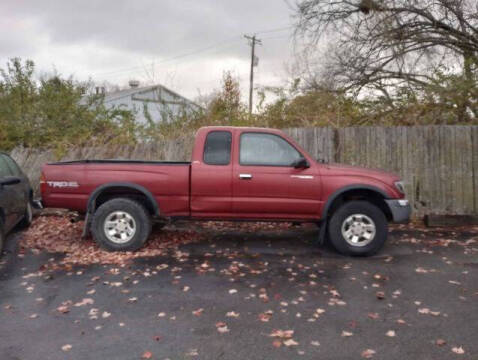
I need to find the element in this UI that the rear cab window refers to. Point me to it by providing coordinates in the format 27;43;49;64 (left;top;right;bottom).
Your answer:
203;131;232;165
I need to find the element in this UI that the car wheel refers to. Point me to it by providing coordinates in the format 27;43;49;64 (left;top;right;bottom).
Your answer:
328;201;388;256
0;219;4;255
18;201;33;229
91;198;152;252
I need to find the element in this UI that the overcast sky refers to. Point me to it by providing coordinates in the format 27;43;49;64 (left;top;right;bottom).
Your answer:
1;0;297;101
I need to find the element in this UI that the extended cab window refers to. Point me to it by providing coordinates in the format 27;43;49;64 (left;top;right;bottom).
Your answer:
240;133;302;166
203;131;232;165
0;155;13;178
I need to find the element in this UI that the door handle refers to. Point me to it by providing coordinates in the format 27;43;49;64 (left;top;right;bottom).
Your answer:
239;174;252;180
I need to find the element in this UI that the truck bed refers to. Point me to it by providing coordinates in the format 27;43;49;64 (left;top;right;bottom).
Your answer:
41;159;191;216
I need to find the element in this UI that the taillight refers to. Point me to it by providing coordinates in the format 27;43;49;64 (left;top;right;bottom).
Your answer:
40;172;46;184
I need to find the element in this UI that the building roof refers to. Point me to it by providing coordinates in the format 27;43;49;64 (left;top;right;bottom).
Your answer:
102;84;201;109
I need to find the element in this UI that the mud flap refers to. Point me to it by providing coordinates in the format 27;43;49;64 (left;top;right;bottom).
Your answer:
315;221;327;246
81;211;91;238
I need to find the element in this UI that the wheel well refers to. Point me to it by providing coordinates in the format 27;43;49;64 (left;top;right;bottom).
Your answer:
92;187;157;216
326;189;392;221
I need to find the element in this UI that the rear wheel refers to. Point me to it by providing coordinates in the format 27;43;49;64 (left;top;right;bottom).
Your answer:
91;198;152;252
18;201;33;229
328;201;388;256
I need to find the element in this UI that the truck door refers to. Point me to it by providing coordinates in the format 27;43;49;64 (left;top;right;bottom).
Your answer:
190;130;233;217
232;132;321;219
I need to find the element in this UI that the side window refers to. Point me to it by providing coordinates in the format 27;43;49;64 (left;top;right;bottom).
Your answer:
2;155;22;176
240;133;302;166
203;131;232;165
0;155;14;178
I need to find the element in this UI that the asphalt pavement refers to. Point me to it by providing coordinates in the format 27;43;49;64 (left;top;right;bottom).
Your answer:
1;223;477;360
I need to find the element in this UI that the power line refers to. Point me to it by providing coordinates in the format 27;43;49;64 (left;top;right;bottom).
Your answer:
93;36;243;77
255;25;293;35
92;25;294;79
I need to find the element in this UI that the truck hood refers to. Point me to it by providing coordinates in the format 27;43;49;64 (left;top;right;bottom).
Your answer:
321;163;400;183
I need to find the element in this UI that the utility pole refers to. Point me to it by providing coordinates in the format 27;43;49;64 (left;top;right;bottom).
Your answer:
244;34;262;114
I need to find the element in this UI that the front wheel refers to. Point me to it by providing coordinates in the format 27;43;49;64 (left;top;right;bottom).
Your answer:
328;201;388;256
91;198;152;252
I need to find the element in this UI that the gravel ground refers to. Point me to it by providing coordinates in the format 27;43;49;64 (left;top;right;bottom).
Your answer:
0;219;477;360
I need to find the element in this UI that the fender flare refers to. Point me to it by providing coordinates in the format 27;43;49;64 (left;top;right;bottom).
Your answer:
317;184;390;244
82;182;160;238
86;182;160;216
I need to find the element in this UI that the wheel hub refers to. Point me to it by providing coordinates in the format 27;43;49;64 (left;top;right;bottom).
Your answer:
341;214;376;247
103;211;136;244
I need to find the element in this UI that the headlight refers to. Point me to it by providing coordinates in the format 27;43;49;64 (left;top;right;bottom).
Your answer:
394;181;405;194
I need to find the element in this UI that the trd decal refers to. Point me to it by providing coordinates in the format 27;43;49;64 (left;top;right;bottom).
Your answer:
47;181;80;188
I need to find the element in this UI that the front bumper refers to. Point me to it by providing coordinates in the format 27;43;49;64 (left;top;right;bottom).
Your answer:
385;199;411;223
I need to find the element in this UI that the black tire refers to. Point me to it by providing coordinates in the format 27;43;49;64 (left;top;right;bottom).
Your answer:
18;201;33;229
91;198;152;252
328;201;388;256
0;219;4;256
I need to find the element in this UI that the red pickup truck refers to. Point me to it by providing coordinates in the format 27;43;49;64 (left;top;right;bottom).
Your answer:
41;126;410;256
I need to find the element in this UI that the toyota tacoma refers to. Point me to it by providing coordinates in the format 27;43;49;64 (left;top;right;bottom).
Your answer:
40;126;411;256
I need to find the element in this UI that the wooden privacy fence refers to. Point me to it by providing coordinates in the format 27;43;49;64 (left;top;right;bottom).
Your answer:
11;125;478;218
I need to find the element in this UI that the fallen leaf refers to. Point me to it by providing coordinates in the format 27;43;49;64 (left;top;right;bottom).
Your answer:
361;349;376;358
57;305;70;314
226;311;239;318
436;339;446;346
342;331;353;337
452;347;465;355
74;298;94;307
186;349;199;356
283;339;299;347
102;311;111;318
192;308;204;317
310;341;320;347
216;322;229;333
386;330;396;337
368;312;379;320
270;330;294;339
142;351;153;359
376;291;385;300
229;289;237;294
61;344;72;352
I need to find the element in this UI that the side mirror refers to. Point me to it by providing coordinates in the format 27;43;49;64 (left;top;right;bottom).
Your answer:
0;176;21;187
292;157;310;169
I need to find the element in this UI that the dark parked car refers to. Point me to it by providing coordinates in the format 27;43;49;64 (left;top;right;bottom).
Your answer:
0;152;33;254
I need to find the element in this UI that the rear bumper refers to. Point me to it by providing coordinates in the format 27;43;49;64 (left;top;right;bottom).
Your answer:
385;199;411;223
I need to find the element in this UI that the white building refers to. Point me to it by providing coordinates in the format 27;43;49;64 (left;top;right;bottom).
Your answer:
93;80;201;124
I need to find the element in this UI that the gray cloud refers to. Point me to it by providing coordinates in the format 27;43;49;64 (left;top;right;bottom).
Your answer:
0;0;296;98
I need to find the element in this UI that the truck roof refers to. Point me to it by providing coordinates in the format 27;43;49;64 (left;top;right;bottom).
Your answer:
197;126;284;134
